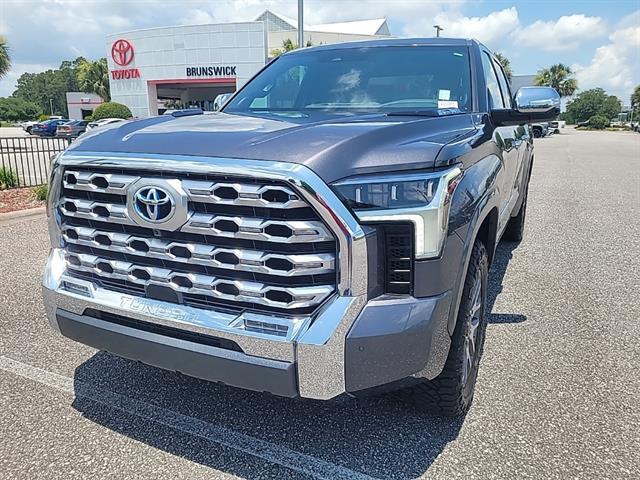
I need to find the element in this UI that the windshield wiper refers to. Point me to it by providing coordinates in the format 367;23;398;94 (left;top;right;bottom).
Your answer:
385;110;451;117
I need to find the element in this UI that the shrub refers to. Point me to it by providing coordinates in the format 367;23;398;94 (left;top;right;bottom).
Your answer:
84;114;94;122
33;184;48;201
588;114;609;130
0;166;18;189
37;114;50;121
91;102;132;121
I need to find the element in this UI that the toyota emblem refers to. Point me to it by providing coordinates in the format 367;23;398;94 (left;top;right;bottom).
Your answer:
111;39;134;66
134;187;174;222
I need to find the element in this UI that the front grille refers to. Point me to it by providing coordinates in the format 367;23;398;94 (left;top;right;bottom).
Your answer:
383;224;414;295
58;167;337;316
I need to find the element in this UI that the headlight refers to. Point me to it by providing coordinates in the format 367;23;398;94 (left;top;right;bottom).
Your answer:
332;166;462;259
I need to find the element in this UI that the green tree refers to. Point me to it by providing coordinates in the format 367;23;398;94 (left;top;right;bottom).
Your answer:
0;97;41;121
494;53;512;81
535;63;578;97
11;57;83;117
76;58;110;101
587;114;609;129
566;88;622;123
631;85;640;121
0;36;10;79
270;38;313;57
91;101;132;120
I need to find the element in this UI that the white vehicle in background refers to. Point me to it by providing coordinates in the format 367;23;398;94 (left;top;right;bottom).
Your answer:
86;118;126;131
20;121;38;134
213;92;234;111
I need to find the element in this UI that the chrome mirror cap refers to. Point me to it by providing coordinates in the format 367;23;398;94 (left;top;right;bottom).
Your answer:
514;87;561;114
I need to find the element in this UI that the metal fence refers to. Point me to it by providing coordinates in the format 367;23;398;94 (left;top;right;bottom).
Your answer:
0;136;71;188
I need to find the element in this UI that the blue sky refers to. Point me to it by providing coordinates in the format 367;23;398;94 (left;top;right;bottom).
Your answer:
0;0;638;102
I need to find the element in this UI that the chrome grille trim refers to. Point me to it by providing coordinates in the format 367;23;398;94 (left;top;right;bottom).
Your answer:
62;225;335;276
182;180;308;209
59;197;132;225
64;252;334;309
63;170;310;210
59;197;333;243
63;170;138;195
183;214;333;243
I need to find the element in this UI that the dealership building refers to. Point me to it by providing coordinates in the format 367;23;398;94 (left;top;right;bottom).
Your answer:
105;10;391;117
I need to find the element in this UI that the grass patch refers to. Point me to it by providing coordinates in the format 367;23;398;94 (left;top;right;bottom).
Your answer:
0;167;18;189
33;184;48;201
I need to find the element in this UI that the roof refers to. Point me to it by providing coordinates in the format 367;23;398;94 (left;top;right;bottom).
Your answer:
287;37;477;53
255;10;390;36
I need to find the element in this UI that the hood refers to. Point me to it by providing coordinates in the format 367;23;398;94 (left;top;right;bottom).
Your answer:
67;112;477;183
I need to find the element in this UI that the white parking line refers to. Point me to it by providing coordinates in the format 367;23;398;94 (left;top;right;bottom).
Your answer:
0;355;376;480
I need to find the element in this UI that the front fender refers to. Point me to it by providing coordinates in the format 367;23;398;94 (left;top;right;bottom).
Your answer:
446;154;502;335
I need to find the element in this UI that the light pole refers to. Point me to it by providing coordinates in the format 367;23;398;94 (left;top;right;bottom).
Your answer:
297;0;304;48
433;25;444;37
49;98;54;115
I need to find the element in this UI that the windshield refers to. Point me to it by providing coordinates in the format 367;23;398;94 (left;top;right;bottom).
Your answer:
224;46;471;116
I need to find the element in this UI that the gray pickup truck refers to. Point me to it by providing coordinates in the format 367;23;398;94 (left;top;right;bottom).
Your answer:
43;38;559;416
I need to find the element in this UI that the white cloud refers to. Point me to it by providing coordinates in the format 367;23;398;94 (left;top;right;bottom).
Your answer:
573;23;640;102
512;14;606;51
424;7;520;46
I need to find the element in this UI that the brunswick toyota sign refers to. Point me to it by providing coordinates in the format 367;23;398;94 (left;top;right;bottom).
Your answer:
105;22;267;117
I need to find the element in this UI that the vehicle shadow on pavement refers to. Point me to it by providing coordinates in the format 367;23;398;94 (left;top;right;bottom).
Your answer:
71;352;464;479
487;242;527;324
69;242;524;479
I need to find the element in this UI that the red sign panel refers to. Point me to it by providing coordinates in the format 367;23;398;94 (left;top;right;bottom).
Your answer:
111;39;134;66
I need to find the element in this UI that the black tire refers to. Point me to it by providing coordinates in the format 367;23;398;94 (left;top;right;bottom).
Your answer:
503;182;529;242
532;128;542;138
26;126;32;134
396;241;489;417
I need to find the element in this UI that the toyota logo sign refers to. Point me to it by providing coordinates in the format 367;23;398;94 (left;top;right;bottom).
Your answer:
134;187;174;222
111;39;134;66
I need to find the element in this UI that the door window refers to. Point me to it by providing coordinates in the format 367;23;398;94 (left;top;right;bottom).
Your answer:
492;58;513;109
481;52;504;109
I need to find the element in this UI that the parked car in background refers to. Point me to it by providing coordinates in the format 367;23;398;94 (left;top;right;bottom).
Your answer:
20;120;38;134
548;120;565;134
531;122;550;138
56;120;88;138
86;118;126;130
31;119;69;136
213;92;234;111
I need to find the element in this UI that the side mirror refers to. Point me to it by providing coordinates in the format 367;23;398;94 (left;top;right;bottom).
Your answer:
492;86;561;126
514;87;561;116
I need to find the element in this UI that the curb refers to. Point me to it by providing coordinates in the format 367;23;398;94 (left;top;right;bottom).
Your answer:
0;206;46;224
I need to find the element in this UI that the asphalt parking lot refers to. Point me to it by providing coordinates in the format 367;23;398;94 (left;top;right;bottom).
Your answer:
1;128;638;479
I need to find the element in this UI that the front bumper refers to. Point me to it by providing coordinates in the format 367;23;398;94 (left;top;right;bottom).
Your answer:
43;249;452;400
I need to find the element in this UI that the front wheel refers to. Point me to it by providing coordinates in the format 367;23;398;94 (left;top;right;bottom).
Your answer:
396;240;489;416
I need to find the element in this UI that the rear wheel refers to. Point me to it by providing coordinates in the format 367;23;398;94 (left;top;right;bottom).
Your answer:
396;241;489;417
26;126;32;134
532;128;542;138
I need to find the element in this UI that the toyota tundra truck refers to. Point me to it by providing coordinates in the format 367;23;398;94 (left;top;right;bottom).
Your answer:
43;38;559;416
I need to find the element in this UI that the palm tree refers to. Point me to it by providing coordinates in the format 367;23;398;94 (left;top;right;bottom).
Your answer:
0;36;10;80
535;63;578;97
76;58;110;101
494;53;512;82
